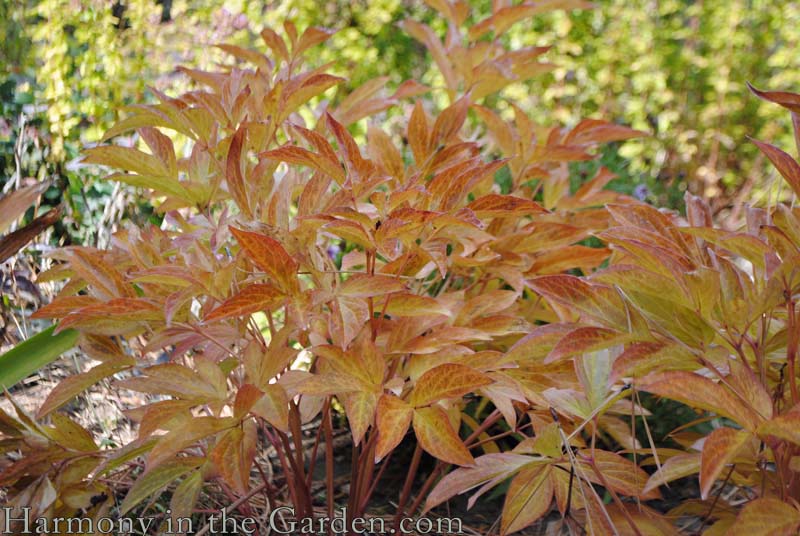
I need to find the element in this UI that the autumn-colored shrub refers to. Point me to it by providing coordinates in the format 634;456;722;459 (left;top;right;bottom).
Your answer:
489;86;800;533
1;1;647;531
6;1;800;535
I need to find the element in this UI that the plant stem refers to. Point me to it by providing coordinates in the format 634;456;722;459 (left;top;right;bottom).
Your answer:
305;404;327;490
323;399;335;533
407;461;448;517
787;299;798;405
262;422;301;515
464;409;503;445
347;440;361;516
585;455;642;536
354;431;379;517
360;449;395;514
194;482;270;536
699;464;736;533
393;443;423;529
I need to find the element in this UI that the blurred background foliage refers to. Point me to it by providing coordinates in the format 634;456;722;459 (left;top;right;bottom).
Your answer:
517;0;800;222
1;0;798;248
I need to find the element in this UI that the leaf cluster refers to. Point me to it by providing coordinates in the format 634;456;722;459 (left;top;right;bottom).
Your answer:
5;2;800;535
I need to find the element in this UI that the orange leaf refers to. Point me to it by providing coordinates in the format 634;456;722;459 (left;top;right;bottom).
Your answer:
470;4;541;40
117;363;223;402
243;327;297;389
402;326;494;354
466;194;546;218
606;504;677;536
375;395;413;462
294;26;335;57
458;289;517;320
57;298;162;334
750;137;800;198
326;112;374;181
45;413;98;452
757;413;800;446
392;79;431;100
0;180;49;235
250;384;290;432
413;406;474;466
503;323;575;364
422;0;463;25
342;391;379;446
472;105;514;155
408;100;431;165
747;82;800;114
233;384;265;419
335;77;390;121
136;400;195;439
139;126;177;178
643;453;701;495
410;363;493;407
529;245;611;275
38;362;133;418
297;372;365;396
260;28;289;63
225;126;251;217
211;424;257;495
470;1;593;41
0;206;63;263
563;118;648;145
731;498;800;536
424;453;537;511
130;266;203;288
700;427;752;500
32;295;101;319
147;416;236;468
367;125;404;179
577;449;660;500
683;227;772;272
66;247;134;300
323;219;374;250
546;326;625;363
501;464;553;535
378;293;452;318
726;358;774;422
527;274;629;330
204;283;284;322
119;457;203;515
337;274;406;298
215;44;272;70
282;73;344;120
639;371;763;431
82;145;171;179
606;203;688;246
430;96;469;147
331;295;369;348
230;227;299;294
260;144;345;184
611;342;697;382
498;223;589;255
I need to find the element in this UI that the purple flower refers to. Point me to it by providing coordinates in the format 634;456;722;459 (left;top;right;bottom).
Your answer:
327;244;342;259
633;184;650;201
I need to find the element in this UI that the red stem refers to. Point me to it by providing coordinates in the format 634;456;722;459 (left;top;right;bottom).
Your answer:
323;399;335;533
393;443;423;529
407;461;448;518
787;299;798;405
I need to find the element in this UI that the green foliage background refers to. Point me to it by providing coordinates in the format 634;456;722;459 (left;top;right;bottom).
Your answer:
518;0;800;215
1;0;799;240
